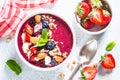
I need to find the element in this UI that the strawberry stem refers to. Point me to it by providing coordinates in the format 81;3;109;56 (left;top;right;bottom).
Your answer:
90;0;102;8
75;4;84;16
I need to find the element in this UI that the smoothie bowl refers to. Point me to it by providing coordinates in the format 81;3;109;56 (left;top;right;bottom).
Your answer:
15;11;75;71
75;0;112;35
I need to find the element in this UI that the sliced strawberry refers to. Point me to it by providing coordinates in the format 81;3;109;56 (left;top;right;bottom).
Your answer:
90;9;104;25
75;2;90;18
88;0;102;9
81;66;97;80
101;53;116;69
30;56;36;63
25;23;33;35
88;0;92;10
30;46;37;54
82;19;95;29
25;33;31;42
50;0;55;3
102;10;112;26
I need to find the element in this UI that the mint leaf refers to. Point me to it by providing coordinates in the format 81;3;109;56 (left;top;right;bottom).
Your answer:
42;28;48;41
6;59;22;75
36;29;48;47
106;41;116;51
36;38;47;46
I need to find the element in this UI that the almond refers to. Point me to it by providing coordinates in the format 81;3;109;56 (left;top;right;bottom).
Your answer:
55;56;63;63
35;15;41;23
37;53;47;59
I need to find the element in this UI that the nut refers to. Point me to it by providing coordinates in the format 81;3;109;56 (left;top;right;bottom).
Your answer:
35;15;41;23
37;53;47;59
54;56;63;63
30;37;38;44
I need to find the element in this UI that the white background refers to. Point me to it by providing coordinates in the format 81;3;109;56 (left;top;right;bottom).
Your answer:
0;0;120;80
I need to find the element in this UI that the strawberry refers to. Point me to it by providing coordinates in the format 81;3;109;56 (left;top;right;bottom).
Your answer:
81;66;97;80
30;46;37;54
101;53;116;69
90;9;104;25
88;0;102;9
75;2;90;18
30;56;36;63
102;10;112;26
81;19;95;29
25;23;33;35
25;33;31;42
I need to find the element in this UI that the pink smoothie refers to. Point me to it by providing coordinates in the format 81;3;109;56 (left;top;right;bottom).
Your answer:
17;13;73;68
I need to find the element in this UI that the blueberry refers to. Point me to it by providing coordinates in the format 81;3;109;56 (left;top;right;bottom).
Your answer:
46;41;55;50
51;59;57;66
42;20;49;28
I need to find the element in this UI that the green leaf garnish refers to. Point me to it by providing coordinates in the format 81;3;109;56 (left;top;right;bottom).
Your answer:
6;59;22;75
36;29;48;47
42;28;48;41
106;41;116;51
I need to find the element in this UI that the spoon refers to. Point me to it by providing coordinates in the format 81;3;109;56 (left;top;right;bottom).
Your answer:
68;39;98;80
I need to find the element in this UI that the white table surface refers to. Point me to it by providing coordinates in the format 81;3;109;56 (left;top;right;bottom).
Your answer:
1;0;120;80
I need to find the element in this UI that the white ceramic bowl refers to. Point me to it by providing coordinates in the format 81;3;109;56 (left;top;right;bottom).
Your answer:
15;10;76;71
75;0;112;35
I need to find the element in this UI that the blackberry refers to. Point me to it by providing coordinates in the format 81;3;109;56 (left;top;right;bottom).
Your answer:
51;59;57;66
28;18;36;27
37;59;46;67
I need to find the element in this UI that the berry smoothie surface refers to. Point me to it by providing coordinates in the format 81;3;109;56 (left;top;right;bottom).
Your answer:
17;13;73;68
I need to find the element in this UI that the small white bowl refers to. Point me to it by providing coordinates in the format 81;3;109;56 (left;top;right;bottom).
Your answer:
15;10;76;71
75;0;112;35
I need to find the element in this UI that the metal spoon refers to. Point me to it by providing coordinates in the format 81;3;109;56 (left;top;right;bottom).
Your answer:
68;39;98;80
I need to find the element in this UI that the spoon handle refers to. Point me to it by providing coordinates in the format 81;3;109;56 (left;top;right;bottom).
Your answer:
68;63;82;80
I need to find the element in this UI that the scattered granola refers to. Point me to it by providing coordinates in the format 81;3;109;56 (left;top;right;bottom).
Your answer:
58;72;65;79
67;62;71;68
72;60;76;64
67;60;77;71
70;65;75;70
6;35;12;42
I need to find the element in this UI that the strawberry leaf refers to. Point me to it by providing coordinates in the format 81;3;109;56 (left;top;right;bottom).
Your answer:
80;69;86;79
75;4;84;16
106;41;116;51
90;0;102;8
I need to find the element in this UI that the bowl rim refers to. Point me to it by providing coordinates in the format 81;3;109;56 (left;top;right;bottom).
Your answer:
75;0;113;35
15;10;76;71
